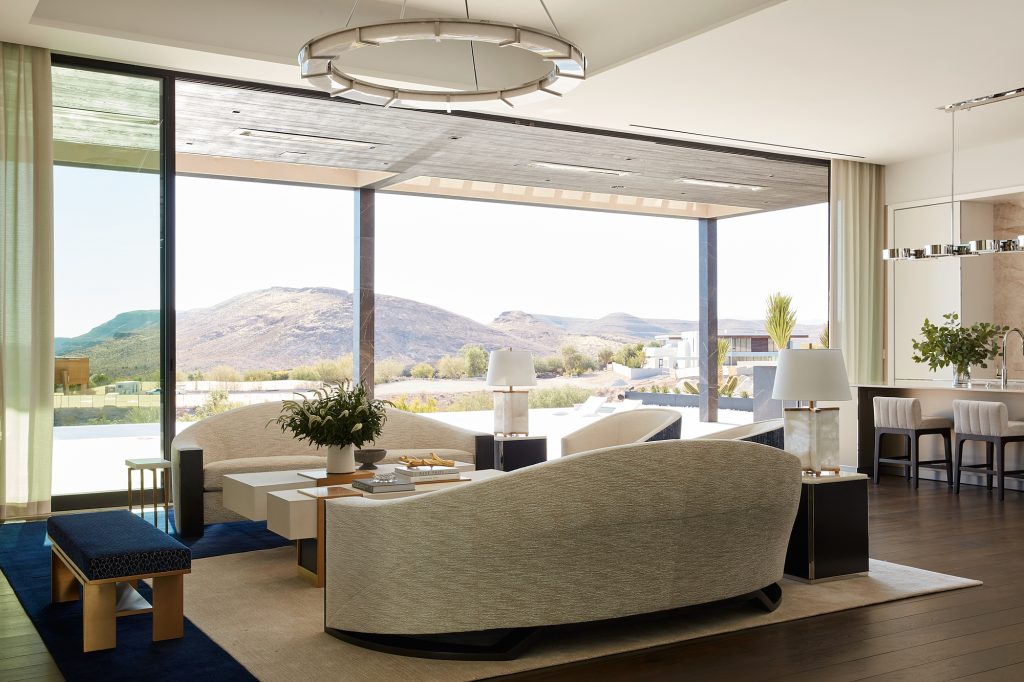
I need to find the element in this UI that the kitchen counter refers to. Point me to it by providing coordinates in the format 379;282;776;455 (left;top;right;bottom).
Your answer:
854;380;1024;393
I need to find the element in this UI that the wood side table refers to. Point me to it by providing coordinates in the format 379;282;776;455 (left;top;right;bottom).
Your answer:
785;472;869;582
494;435;548;471
126;458;171;533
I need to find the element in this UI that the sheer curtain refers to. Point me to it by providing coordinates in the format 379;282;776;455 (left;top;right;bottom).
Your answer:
1;43;53;519
829;160;884;385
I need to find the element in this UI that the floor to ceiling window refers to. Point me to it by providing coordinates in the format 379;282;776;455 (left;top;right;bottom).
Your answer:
51;65;163;496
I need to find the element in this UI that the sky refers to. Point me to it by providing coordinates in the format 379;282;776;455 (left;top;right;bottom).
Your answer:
54;169;828;337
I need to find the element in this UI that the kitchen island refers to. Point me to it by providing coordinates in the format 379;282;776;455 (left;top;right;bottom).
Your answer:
855;381;1024;492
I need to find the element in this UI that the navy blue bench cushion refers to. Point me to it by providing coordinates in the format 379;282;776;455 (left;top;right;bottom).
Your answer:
47;510;191;581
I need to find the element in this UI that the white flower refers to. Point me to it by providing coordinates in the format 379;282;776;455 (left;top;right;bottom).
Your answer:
351;423;362;432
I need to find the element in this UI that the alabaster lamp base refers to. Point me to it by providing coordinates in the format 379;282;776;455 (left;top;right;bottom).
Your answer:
493;390;529;437
783;407;840;474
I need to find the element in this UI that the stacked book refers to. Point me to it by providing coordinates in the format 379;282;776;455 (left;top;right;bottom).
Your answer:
393;465;462;483
351;478;415;493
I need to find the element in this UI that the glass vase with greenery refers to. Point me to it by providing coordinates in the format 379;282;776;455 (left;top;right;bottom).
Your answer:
911;313;1008;387
273;381;391;473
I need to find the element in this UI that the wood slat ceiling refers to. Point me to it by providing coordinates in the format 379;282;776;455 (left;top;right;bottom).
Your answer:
51;68;829;216
174;82;827;215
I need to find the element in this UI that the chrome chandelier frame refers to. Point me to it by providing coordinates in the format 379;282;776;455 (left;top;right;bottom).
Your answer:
298;1;586;110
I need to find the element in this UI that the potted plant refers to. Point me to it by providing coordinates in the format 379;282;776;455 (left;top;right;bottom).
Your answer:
273;381;391;473
911;313;1008;387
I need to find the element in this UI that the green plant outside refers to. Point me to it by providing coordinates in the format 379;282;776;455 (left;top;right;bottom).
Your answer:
765;292;796;351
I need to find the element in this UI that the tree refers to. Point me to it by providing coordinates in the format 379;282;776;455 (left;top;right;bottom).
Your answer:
460;344;488;377
819;323;829;349
614;343;646;369
597;347;615;368
410;362;435;379
765;292;797;351
437;355;468;379
561;344;588;377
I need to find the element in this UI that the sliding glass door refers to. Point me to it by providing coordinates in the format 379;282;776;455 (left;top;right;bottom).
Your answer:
51;65;164;501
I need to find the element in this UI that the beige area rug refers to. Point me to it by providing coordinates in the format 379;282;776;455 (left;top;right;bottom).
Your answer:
184;547;981;682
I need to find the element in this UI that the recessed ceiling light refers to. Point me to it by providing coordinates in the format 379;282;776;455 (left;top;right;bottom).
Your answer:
674;177;765;191
231;128;378;149
529;161;632;177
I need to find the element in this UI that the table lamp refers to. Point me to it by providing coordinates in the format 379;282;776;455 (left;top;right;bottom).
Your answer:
486;349;537;436
771;348;852;474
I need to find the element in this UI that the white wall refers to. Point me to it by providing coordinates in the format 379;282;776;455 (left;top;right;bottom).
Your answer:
887;134;1024;206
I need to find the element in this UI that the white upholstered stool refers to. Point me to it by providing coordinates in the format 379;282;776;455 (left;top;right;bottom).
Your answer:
872;397;953;488
953;399;1024;500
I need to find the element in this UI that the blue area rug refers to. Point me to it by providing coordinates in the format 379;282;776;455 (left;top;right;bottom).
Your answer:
0;510;290;681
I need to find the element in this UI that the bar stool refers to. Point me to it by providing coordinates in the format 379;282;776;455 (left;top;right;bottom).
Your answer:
953;400;1024;500
873;397;953;488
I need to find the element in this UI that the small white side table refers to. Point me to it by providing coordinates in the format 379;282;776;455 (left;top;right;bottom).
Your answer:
125;458;171;533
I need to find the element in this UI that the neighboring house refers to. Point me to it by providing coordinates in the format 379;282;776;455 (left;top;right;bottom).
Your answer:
643;332;813;375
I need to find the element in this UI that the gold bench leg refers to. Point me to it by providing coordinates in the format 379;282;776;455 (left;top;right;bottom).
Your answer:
152;574;184;641
51;549;79;603
83;582;117;652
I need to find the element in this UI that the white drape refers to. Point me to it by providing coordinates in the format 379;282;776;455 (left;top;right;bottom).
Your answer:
1;43;53;519
829;160;884;385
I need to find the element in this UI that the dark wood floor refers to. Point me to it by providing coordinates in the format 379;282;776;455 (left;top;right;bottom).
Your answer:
495;478;1024;682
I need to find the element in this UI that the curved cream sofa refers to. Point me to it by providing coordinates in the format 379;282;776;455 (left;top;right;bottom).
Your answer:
171;401;493;537
324;438;802;659
560;407;682;456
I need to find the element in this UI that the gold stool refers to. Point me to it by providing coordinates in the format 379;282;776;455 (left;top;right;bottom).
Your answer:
126;458;172;532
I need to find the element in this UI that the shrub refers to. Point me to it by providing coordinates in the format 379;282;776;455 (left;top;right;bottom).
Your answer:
391;394;438;413
614;343;645;369
314;356;353;383
244;369;274;382
739;390;751;399
182;389;243;422
207;365;242;383
534;355;564;375
437;355;468;379
124;406;161;424
89;373;111;388
561;344;590;377
528;386;592;409
597;347;615;368
289;365;320;381
374;358;405;384
460;344;489;377
410;362;435;379
672;387;681;394
448;391;494;412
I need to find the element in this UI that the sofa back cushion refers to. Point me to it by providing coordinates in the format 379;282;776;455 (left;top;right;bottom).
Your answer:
561;408;681;456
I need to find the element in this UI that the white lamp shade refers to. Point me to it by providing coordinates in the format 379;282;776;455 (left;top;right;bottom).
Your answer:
771;349;852;402
486;350;537;387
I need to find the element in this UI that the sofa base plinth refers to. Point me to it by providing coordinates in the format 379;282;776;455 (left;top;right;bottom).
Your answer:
324;625;539;660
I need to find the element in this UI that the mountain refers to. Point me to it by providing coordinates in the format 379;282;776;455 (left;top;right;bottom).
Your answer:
55;310;159;356
60;287;828;376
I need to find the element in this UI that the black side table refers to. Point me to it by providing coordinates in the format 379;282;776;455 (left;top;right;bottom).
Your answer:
785;472;869;582
494;436;547;471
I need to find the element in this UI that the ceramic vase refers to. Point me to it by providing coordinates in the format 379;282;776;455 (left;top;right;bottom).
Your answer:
327;443;356;474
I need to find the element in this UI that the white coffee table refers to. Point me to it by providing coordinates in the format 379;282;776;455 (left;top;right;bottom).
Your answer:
222;461;476;521
266;468;505;541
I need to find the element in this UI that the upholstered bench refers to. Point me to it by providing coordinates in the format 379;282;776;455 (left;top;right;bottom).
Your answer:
48;510;192;652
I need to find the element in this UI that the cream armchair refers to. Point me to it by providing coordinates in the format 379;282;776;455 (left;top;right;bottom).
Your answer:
171;402;494;537
324;439;802;659
560;407;682;456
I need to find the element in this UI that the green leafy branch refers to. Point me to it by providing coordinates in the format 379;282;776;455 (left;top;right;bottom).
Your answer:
911;313;1008;374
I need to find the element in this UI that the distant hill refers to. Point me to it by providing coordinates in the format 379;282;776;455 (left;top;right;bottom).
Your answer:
55;310;159;356
59;287;826;377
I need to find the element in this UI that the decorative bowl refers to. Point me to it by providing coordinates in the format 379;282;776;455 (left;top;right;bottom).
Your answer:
355;448;387;470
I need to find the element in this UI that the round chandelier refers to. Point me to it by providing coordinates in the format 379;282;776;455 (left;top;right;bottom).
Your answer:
298;1;586;111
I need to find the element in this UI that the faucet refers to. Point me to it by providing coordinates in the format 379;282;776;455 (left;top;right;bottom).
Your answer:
1001;328;1024;388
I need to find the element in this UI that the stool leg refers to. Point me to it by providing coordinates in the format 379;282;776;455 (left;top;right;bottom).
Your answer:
127;468;133;514
873;430;883;484
997;441;1005;501
986;442;994;490
83;582;116;652
163;469;169;533
152;574;184;641
51;550;78;603
943;431;953;487
911;434;920;489
954;436;964;494
905;435;912;482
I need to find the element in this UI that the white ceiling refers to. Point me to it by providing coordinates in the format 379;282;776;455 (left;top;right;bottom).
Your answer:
2;0;1023;165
